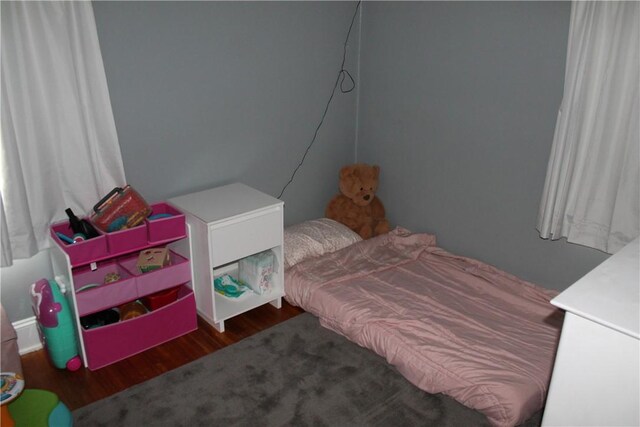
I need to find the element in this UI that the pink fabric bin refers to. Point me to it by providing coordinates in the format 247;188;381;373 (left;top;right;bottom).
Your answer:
72;261;137;317
50;220;108;267
119;250;191;297
146;202;186;244
81;286;197;370
102;222;148;255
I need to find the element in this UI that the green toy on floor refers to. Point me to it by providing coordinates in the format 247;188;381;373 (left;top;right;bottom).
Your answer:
7;386;72;427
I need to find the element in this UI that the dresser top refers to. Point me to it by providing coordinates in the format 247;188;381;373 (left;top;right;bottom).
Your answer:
551;237;639;339
169;183;283;224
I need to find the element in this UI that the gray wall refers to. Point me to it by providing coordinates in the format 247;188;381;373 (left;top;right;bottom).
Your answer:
92;1;360;227
1;1;361;322
1;1;613;322
356;1;608;291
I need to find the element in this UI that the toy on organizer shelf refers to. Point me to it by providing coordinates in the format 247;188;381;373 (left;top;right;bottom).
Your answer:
30;279;82;371
65;208;99;239
55;232;75;245
106;216;127;233
90;186;152;233
148;213;173;220
118;301;147;320
136;247;171;273
55;231;87;245
76;283;100;293
103;272;120;284
79;309;120;330
142;286;181;311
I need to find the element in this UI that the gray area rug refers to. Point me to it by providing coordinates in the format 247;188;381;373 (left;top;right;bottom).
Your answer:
73;313;542;426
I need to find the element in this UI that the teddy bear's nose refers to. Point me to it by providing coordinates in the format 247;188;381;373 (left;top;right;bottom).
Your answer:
363;194;371;201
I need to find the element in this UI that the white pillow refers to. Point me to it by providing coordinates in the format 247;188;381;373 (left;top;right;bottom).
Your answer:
283;218;362;268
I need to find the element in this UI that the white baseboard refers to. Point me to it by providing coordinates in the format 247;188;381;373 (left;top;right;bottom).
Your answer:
13;316;43;355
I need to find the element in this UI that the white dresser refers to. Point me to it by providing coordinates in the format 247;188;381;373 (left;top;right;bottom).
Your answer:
169;183;284;332
542;237;639;426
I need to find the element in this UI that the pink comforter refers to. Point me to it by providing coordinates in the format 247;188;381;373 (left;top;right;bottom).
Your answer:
285;228;563;427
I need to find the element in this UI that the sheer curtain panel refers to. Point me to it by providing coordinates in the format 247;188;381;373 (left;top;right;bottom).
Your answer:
1;1;126;267
537;1;639;254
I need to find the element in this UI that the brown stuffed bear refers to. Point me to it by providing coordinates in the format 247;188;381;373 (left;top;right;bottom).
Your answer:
325;163;390;239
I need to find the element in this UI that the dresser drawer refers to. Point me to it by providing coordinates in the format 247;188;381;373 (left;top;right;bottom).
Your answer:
210;206;282;266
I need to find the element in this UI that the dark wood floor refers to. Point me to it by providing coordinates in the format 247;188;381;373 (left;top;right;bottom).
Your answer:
20;301;304;411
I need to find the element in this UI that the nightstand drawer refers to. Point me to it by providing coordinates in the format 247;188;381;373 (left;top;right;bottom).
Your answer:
209;206;282;266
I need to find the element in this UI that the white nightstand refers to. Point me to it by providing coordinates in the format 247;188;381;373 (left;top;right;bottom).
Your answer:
169;183;284;332
542;237;639;427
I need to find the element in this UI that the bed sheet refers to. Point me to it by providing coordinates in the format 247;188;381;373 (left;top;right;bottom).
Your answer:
285;228;563;427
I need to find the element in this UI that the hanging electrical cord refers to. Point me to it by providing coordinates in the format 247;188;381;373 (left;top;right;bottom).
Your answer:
277;1;362;199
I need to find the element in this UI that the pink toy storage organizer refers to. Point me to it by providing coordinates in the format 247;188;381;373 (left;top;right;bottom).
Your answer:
49;201;196;371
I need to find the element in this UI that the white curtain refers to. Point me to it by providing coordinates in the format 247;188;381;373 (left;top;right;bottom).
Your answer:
537;1;639;254
1;1;126;267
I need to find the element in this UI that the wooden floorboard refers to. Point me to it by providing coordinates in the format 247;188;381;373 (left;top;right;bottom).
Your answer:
20;302;304;411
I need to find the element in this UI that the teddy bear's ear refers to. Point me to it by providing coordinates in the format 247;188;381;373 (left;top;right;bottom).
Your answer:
372;165;380;178
340;165;354;179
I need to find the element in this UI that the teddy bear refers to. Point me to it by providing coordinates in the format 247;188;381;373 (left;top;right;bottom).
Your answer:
325;163;390;239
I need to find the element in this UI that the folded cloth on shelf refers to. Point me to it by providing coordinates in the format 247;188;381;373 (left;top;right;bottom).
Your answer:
214;275;250;299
